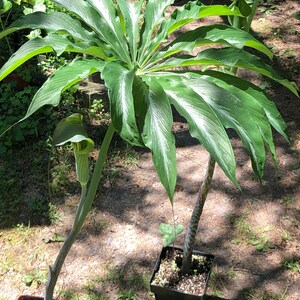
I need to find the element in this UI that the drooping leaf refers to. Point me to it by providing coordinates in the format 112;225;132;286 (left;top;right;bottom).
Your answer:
0;11;97;42
147;47;298;96
0;38;52;81
202;70;289;166
102;62;142;146
180;73;272;178
21;58;104;121
201;73;278;168
153;72;238;187
202;69;289;141
0;34;107;81
163;24;273;59
135;76;177;202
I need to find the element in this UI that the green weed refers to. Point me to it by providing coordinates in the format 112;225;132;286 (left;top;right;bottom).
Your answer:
22;268;47;287
48;203;61;225
282;259;300;273
279;49;296;58
117;289;137;300
231;216;275;251
208;267;225;298
281;196;295;208
280;229;294;242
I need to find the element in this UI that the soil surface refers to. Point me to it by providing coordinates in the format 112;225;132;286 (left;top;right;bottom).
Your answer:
0;1;300;299
151;247;214;296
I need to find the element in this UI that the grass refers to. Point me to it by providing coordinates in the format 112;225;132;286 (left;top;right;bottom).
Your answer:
208;266;235;298
280;228;294;242
230;214;276;252
244;288;289;300
58;268;151;300
0;141;53;228
0;129;140;229
0;132;144;299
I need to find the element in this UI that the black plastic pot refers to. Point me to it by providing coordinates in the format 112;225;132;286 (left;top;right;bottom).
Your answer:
150;246;214;300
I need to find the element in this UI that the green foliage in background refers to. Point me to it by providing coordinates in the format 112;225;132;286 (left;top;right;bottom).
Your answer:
0;84;55;154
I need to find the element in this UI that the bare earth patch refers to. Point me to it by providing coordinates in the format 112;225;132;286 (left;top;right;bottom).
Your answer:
0;1;299;299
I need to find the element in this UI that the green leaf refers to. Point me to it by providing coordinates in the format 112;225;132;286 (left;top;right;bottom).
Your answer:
268;242;275;249
159;223;184;247
140;2;242;67
256;244;264;251
0;0;12;15
196;48;297;95
136;76;177;202
202;70;289;142
0;11;97;42
228;0;252;28
174;224;184;235
153;72;238;187
165;3;242;34
163;24;273;59
52;0;130;64
182;73;270;178
159;223;173;235
0;34;107;81
250;240;260;246
102;62;142;146
86;0;130;62
202;71;289;168
147;47;298;96
138;0;174;65
117;0;143;63
0;38;52;81
21;58;104;121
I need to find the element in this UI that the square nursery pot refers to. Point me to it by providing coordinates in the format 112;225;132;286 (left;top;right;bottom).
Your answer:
150;246;214;300
17;296;43;300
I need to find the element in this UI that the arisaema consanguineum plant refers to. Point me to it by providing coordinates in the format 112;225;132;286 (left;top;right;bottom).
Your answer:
0;0;298;298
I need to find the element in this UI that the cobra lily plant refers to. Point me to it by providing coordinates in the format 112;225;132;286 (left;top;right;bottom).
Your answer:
0;0;298;298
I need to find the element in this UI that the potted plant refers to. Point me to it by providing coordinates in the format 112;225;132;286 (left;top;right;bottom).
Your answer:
0;0;298;299
150;0;291;298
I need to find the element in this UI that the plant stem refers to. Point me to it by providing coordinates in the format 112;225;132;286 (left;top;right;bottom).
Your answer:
0;17;13;56
244;0;260;33
181;155;215;275
44;123;115;300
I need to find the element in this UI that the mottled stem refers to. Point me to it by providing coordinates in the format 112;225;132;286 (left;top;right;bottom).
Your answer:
182;155;215;275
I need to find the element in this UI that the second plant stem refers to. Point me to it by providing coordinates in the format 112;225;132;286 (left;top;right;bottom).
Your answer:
45;124;115;300
181;155;216;275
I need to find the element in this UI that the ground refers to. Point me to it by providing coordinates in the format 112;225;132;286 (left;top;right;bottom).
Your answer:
0;1;299;299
